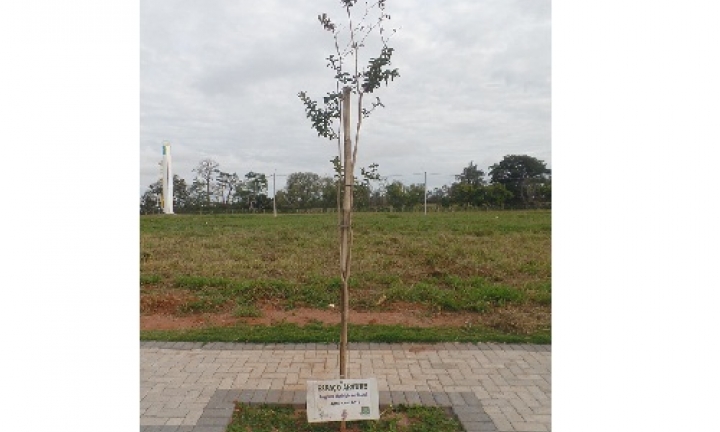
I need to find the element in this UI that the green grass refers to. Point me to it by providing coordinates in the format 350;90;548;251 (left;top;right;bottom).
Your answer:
226;403;464;432
385;276;525;313
140;322;550;344
167;273;530;314
141;211;550;288
141;211;551;342
140;274;161;285
173;275;339;310
141;211;549;304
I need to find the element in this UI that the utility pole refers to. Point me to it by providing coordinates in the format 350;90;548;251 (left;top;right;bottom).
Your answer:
273;171;277;217
423;171;427;215
413;171;442;215
412;171;428;215
271;172;287;217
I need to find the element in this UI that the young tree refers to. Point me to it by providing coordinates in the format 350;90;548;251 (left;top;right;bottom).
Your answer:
298;0;399;392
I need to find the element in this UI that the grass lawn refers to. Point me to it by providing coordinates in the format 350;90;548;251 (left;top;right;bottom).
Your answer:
227;403;464;432
140;210;550;343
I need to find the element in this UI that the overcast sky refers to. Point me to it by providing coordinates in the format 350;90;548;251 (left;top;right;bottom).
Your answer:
140;0;550;194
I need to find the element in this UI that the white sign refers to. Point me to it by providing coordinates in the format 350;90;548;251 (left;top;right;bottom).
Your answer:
306;378;380;423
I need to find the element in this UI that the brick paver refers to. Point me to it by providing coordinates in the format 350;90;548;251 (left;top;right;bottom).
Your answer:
141;342;551;432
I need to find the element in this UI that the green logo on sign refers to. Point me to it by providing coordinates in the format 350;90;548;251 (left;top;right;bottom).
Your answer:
361;406;370;415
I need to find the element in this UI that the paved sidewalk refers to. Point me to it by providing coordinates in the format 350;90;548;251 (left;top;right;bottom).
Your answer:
141;342;551;432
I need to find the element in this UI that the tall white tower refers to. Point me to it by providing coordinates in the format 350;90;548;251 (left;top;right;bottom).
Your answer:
161;142;174;214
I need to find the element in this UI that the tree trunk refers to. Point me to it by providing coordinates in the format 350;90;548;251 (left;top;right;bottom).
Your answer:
338;86;354;432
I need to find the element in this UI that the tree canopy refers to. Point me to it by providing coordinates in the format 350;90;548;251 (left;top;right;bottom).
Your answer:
489;155;551;205
140;154;551;214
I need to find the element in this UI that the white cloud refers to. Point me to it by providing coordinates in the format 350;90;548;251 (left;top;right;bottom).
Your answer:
140;0;550;192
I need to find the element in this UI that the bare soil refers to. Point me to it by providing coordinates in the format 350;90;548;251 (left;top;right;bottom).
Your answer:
140;291;549;334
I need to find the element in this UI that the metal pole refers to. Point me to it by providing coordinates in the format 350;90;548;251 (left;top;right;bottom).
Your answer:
424;171;427;215
273;171;277;217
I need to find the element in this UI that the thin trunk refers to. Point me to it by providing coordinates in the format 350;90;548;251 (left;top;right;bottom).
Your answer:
339;86;353;383
338;86;354;432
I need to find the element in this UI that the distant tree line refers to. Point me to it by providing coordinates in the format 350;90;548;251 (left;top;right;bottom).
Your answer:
140;155;551;214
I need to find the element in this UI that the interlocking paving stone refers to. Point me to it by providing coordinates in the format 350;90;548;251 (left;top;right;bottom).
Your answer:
236;390;253;403
195;416;231;426
199;408;232;418
189;426;225;432
405;390;421;405
266;389;282;403
250;389;269;404
432;392;452;406
417;391;437;406
139;427;165;432
462;420;498;432
378;390;391;406
141;342;550;431
390;390;407;405
448;391;468;406
292;389;306;405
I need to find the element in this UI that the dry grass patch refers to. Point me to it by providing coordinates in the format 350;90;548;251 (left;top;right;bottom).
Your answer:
141;211;551;340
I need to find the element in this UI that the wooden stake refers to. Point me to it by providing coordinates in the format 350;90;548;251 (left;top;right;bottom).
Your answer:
339;85;353;432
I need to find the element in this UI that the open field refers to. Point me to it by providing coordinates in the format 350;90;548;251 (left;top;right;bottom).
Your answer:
140;210;550;342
